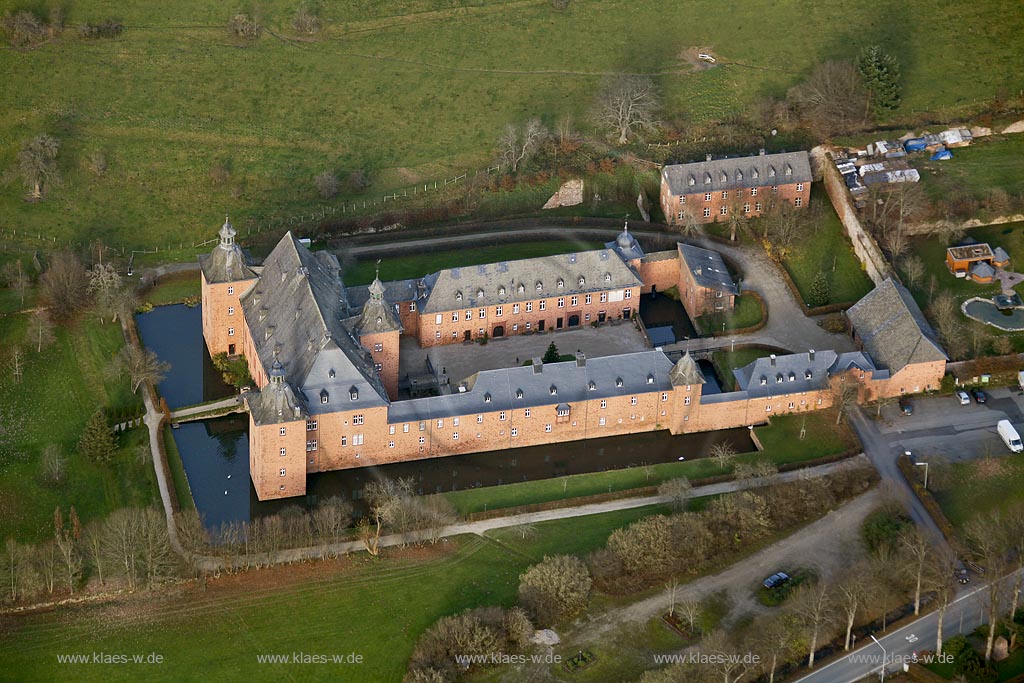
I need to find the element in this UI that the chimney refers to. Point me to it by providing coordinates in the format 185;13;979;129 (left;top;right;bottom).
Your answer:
575;351;586;368
769;354;776;367
809;349;815;362
532;358;543;374
705;153;713;162
759;148;766;156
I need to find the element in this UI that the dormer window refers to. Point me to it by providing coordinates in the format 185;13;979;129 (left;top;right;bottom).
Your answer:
329;368;336;378
646;374;654;384
536;281;543;292
588;381;596;391
349;387;359;401
785;164;793;176
768;166;776;177
477;289;484;299
788;372;796;382
518;283;525;293
604;272;612;283
549;385;557;395
320;389;329;404
735;170;743;181
515;388;523;399
751;167;759;179
556;278;564;289
455;291;463;301
776;374;783;384
578;276;585;286
805;370;812;380
760;376;768;386
498;286;506;296
484;393;492;403
615;377;623;387
704;173;712;184
720;171;728;182
688;174;696;186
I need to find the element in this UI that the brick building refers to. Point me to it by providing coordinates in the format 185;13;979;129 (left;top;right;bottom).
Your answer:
198;225;947;501
660;150;813;226
676;243;740;319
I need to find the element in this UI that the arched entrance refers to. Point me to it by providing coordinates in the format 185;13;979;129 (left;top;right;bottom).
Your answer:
493;325;505;338
568;314;580;327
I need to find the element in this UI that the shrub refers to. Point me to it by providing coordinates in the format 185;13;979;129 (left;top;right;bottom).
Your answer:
78;20;124;39
38;445;66;486
291;5;320;34
518;554;591;626
3;10;48;47
406;607;532;682
228;13;261;40
315;170;339;199
820;313;848;334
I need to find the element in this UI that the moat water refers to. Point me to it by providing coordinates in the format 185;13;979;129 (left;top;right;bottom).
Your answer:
173;416;755;532
135;304;235;409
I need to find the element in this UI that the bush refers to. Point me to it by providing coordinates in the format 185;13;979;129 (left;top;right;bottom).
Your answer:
78;20;123;39
406;606;532;682
291;5;320;34
211;352;253;388
315;170;339;199
518;555;591;626
228;13;261;40
3;10;48;47
820;313;848;334
941;635;969;658
38;445;66;486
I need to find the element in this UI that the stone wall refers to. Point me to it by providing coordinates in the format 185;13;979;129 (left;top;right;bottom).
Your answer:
636;251;681;294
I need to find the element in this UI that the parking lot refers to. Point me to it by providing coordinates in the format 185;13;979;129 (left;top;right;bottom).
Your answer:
876;386;1024;461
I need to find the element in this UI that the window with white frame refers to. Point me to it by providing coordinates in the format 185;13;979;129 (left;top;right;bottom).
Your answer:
279;427;286;436
306;440;318;452
703;207;711;217
624;289;632;299
600;400;607;409
341;436;347;446
524;408;531;418
720;206;728;215
279;447;287;456
544;424;552;433
374;343;383;352
539;301;546;311
704;192;712;201
409;302;416;311
630;396;638;405
451;312;459;322
677;211;684;220
353;415;364;425
511;427;518;437
751;187;758;196
585;294;592;304
684;396;691;405
661;392;668;402
389;425;396;435
353;434;364;445
499;411;506;421
478;308;485;318
743;203;750;213
436;419;443;428
388;441;394;448
721;190;728;199
403;423;409;433
227;327;235;336
794;198;803;207
435;331;441;339
756;202;763;212
464;310;471;320
526;302;533;312
513;303;520;314
306;420;317;431
453;417;460;427
280;468;286;477
599;417;606;426
556;406;569;417
496;305;503;316
374;363;383;372
796;183;804;192
476;414;483;423
228;306;234;316
227;286;234;295
600;292;608;303
418;436;425;444
452;432;459;440
435;314;442;325
557;298;565;308
570;296;577;306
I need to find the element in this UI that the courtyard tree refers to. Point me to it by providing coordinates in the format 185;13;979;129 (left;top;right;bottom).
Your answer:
901;254;925;289
16;133;60;199
830;376;859;425
27;310;55;354
658;476;692;511
674;206;702;239
542;341;560;364
592;75;660;144
709;440;737;469
498;118;547;173
39;251;88;321
856;46;901;116
113;344;171;394
929;291;966;360
518;554;591;626
78;409;116;464
808;270;830;308
787;61;868;136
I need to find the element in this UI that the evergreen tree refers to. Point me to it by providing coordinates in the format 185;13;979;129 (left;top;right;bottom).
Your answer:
78;409;116;464
809;271;831;308
856;46;901;116
542;341;561;364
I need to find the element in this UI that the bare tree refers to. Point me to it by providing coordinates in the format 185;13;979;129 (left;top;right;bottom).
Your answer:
930;548;961;654
703;629;758;683
709;441;737;469
898;527;931;615
9;346;25;383
86;263;123;322
836;568;870;650
518;555;591;626
39;251;89;320
174;509;208;576
82;521;105;587
966;511;1010;663
291;5;321;34
53;506;82;594
676;595;702;634
498;119;547;173
901;255;925;289
665;578;679;617
227;13;261;40
16;134;60;199
311;496;353;557
753;613;800;683
112;345;171;394
929;291;966;360
675;206;703;239
592;75;660;144
0;261;30;306
787;61;869;137
830;377;859;425
790;580;835;668
27;310;55;353
102;508;142;590
658;476;692;511
314;170;339;199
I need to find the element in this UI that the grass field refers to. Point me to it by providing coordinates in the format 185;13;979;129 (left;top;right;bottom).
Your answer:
0;313;152;542
0;505;664;682
441;409;855;515
932;456;1024;530
1;1;1021;252
917;134;1024;204
712;346;776;391
780;184;875;306
140;272;202;307
162;424;195;512
342;239;606;285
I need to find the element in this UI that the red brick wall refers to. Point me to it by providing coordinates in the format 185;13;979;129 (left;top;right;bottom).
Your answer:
201;272;257;357
677;256;736;319
360;330;400;400
250;415;307;500
660;181;808;226
636;253;681;294
416;287;639;347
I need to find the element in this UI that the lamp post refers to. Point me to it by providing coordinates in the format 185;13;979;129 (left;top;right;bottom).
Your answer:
870;635;887;683
915;461;929;490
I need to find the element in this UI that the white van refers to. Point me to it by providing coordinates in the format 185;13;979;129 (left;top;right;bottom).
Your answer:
998;420;1023;453
1018;370;1024;391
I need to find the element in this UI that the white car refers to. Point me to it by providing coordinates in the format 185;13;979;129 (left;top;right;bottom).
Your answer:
955;390;970;405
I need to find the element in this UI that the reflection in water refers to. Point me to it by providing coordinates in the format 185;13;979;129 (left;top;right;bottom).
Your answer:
135;304;235;409
173;417;755;531
697;360;723;394
639;292;699;342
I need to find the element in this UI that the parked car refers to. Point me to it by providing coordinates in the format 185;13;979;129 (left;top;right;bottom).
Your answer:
763;572;790;589
998;419;1023;453
954;567;970;584
970;389;988;404
899;398;914;416
955;390;970;405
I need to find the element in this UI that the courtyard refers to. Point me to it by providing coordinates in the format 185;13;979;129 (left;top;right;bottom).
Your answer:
398;320;651;389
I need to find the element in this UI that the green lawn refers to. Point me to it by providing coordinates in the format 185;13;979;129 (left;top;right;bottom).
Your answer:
1;1;1021;252
342;239;606;286
0;504;664;682
712;346;776;391
931;456;1024;530
780;184;875;307
697;292;764;334
141;272;202;307
442;409;856;515
917;134;1024;205
163;425;195;512
0;314;151;542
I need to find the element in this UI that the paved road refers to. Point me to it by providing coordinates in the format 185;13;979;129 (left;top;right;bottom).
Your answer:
795;570;1020;683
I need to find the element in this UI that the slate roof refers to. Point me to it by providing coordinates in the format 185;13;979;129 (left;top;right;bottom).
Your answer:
970;262;996;279
662;151;812;196
994;246;1010;263
387;351;674;423
198;217;256;284
604;222;645;261
677;244;739;295
419;249;642;314
246;359;309;426
239;233;389;416
346;276;432;308
669;352;705;386
732;350;876;398
353;277;403;335
845;278;948;374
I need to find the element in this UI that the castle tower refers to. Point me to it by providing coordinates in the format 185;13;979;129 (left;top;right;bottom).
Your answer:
667;351;705;434
245;357;307;500
199;216;257;357
354;267;402;400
